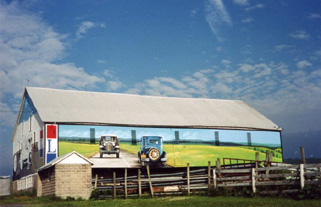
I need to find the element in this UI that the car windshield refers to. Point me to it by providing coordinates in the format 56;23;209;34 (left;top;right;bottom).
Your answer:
149;139;159;144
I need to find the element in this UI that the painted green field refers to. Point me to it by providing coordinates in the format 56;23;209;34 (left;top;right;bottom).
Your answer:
59;141;99;158
58;141;282;166
120;143;282;167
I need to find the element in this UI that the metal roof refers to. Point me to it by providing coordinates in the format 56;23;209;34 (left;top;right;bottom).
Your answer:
25;87;280;131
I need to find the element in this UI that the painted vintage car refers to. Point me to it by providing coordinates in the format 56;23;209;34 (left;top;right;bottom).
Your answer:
99;134;120;158
138;136;167;166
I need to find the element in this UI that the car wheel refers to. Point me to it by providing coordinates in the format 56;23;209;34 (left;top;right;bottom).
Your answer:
100;152;103;158
148;148;160;161
116;153;120;158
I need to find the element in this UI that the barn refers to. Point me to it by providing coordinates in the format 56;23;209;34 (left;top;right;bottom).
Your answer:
11;87;282;192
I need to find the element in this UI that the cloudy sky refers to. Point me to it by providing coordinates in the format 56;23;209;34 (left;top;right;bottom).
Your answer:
1;0;321;175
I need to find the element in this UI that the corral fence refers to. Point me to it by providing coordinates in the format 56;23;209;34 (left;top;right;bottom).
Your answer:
92;162;321;199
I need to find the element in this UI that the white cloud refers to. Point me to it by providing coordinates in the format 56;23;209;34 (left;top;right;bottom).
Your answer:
233;0;249;6
0;1;106;127
108;80;123;91
239;64;254;73
76;21;105;39
290;30;310;40
241;18;253;23
97;60;106;64
245;4;265;11
274;44;294;51
296;60;312;69
308;13;321;19
205;0;232;41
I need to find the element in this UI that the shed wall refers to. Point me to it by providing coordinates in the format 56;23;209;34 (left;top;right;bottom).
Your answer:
0;178;10;196
55;164;92;199
38;167;55;196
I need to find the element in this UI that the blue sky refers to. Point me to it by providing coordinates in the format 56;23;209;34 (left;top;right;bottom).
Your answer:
1;0;321;175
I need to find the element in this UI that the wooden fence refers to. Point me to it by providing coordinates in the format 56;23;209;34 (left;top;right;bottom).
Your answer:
92;163;321;199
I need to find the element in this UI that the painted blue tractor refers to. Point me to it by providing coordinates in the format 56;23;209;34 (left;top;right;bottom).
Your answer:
138;136;167;166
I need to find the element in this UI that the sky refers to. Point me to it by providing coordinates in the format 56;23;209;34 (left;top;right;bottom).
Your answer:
1;0;321;175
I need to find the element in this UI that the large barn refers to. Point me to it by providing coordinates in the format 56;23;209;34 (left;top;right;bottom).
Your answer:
12;87;282;182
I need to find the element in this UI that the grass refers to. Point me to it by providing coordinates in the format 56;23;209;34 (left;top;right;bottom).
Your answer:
58;141;282;166
59;141;99;158
120;143;282;167
0;195;320;207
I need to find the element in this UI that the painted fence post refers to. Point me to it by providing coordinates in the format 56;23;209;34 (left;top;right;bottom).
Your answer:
146;165;154;198
300;164;305;189
187;163;190;195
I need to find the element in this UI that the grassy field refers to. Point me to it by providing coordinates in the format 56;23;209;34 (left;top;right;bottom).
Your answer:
58;141;282;166
120;143;282;167
59;141;99;158
1;195;320;207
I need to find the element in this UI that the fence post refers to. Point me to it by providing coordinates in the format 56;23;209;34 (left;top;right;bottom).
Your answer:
216;158;221;178
300;146;306;164
251;168;256;193
124;168;127;199
265;150;270;176
146;165;154;198
208;161;211;190
187;163;190;195
255;152;260;168
113;171;116;199
300;164;305;189
213;169;217;189
138;168;142;197
94;174;98;189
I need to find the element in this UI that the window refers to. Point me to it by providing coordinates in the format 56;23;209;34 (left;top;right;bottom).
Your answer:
29;115;32;131
149;139;159;144
21;122;24;137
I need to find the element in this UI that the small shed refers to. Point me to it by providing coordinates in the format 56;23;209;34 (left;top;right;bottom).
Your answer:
0;176;10;196
37;151;93;199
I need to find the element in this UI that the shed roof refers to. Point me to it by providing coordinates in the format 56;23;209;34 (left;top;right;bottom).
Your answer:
38;151;93;171
25;87;280;131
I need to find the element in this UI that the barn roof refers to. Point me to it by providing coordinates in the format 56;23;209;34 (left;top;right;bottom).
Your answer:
19;87;281;131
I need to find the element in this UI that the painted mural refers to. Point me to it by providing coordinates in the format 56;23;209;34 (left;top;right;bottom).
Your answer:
58;124;282;168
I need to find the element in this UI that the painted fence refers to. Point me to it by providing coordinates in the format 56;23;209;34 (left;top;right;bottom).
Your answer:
92;163;321;198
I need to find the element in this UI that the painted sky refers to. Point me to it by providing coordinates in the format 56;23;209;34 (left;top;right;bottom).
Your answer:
59;125;281;146
0;0;321;175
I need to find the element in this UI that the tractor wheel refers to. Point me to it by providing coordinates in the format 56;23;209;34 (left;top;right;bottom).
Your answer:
148;148;160;162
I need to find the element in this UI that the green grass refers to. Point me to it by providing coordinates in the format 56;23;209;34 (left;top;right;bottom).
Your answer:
1;196;320;207
120;143;282;167
59;141;99;158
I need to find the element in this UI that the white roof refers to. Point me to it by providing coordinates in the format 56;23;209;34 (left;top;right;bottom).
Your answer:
38;151;93;171
25;87;280;131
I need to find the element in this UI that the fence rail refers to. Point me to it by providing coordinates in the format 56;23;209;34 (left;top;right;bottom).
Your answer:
92;163;321;199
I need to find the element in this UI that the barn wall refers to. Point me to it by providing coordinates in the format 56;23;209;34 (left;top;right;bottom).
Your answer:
12;94;45;181
59;124;283;167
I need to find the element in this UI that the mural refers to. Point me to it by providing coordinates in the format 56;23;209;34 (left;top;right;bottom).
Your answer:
58;125;282;168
